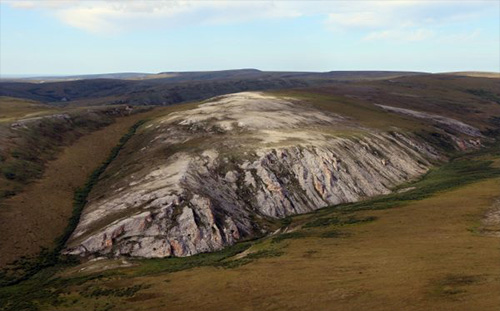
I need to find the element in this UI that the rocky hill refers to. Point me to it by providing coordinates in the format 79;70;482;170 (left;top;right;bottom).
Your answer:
65;91;483;258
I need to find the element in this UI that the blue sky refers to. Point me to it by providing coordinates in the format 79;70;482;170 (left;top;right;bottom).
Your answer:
1;0;499;76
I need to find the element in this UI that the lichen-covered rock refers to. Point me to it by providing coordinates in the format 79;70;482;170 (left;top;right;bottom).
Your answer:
65;92;453;259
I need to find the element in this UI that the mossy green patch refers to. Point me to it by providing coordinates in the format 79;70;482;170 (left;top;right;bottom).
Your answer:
132;242;251;276
217;248;285;269
271;231;307;244
305;215;377;228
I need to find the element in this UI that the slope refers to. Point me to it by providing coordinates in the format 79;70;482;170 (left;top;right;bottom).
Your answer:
64;86;489;259
1;144;499;311
0;107;158;267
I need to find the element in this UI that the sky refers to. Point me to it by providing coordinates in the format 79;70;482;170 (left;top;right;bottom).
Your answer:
0;0;499;76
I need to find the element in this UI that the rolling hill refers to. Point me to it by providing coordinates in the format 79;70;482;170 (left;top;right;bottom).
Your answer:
0;69;426;106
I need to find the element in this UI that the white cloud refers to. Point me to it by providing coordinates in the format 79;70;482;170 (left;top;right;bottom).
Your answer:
323;1;420;31
5;1;304;33
435;29;485;45
326;12;387;29
7;0;76;9
3;0;497;36
364;28;435;42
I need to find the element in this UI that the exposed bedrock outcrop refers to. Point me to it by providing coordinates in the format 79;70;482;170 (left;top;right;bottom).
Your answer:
65;92;452;258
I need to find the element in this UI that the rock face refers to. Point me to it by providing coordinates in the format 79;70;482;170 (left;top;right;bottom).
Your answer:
66;92;446;258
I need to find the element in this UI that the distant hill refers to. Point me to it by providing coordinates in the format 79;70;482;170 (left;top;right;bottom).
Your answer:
442;71;500;78
0;72;157;82
1;69;425;83
0;69;426;106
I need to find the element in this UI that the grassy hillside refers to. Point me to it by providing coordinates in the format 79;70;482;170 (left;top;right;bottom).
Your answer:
0;101;151;203
0;144;498;311
0;104;165;268
0;97;59;123
285;74;500;133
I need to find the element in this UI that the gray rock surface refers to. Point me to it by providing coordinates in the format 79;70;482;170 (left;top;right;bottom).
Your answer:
65;92;446;258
